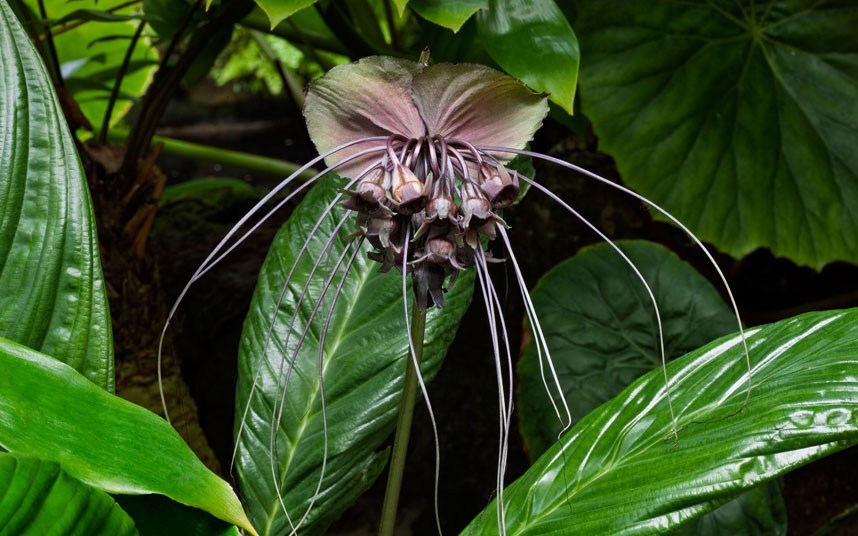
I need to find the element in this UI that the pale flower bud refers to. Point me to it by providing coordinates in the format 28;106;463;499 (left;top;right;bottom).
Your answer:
479;163;519;209
388;163;426;214
461;181;492;227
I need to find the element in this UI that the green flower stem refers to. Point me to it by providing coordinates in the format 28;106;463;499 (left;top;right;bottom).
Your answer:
103;127;319;180
379;303;427;536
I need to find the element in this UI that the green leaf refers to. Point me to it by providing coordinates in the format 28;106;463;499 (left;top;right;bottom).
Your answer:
252;0;318;29
0;453;138;536
463;308;858;534
409;0;486;32
25;0;157;128
517;240;737;459
576;1;858;269
0;337;256;535
235;178;474;535
516;240;785;534
476;0;579;115
0;0;113;390
116;495;241;536
392;0;409;17
674;480;786;536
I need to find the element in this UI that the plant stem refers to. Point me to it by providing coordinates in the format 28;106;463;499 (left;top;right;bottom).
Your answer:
99;20;145;144
379;303;427;536
104;127;319;180
35;0;63;86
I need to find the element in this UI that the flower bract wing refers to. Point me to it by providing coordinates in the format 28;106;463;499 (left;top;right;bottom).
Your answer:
411;63;549;160
304;56;426;178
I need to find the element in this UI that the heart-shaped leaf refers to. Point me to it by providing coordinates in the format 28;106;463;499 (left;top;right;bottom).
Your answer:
0;453;137;536
463;308;858;534
0;336;255;534
0;0;113;389
476;0;579;114
517;240;737;458
235;178;474;535
576;0;858;269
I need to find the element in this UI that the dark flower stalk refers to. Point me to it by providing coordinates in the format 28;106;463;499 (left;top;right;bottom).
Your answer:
159;55;751;535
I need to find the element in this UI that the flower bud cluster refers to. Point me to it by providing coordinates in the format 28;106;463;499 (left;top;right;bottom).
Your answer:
341;137;519;310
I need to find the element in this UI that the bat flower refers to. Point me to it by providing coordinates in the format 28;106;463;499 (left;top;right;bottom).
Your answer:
164;56;748;536
302;55;550;310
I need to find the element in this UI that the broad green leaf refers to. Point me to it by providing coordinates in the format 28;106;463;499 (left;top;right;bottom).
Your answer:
116;495;240;536
674;480;786;536
576;1;858;269
464;309;858;534
517;240;736;458
0;337;256;535
235;178;474;535
252;0;318;29
0;453;137;536
516;240;785;534
0;1;113;390
25;0;157;128
476;0;578;114
409;0;486;32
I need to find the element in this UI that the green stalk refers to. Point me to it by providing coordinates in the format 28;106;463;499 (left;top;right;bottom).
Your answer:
99;20;145;144
379;303;427;536
104;127;319;180
35;0;63;86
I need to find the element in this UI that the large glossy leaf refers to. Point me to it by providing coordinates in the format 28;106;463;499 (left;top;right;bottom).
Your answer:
463;308;858;534
0;337;256;534
0;1;113;390
235;178;474;535
0;453;137;536
576;0;858;269
409;0;486;32
516;240;786;534
517;240;737;458
24;0;157;128
476;0;578;114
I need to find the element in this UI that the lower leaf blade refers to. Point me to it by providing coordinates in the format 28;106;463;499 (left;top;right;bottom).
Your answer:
0;453;137;536
463;309;858;534
0;337;255;535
